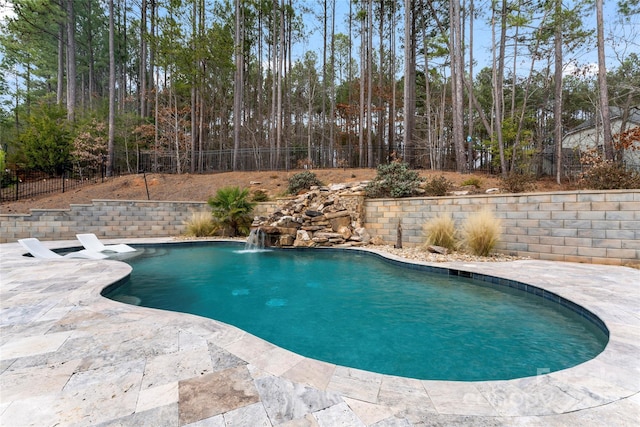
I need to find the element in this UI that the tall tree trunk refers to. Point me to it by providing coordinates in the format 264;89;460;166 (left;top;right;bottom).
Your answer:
150;0;156;99
198;0;205;172
257;7;264;155
510;9;520;118
190;0;197;173
596;0;613;160
438;72;447;169
388;0;396;162
367;0;373;168
377;0;385;165
87;0;95;111
493;0;508;176
451;0;466;172
359;9;365;167
467;0;474;170
308;66;315;166
322;0;327;166
425;32;434;169
57;24;64;105
329;0;336;167
270;1;278;169
154;62;159;171
233;0;243;170
66;0;76;122
348;1;354;165
403;0;415;165
554;0;563;184
276;0;285;168
173;90;181;174
285;0;293;170
119;0;127;114
108;0;116;176
140;0;147;118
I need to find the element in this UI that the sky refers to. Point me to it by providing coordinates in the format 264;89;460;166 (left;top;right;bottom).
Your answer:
297;0;639;77
0;0;638;82
0;0;11;21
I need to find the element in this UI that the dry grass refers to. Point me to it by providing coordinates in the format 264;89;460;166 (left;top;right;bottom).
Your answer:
183;212;217;237
460;210;502;257
422;216;458;251
1;168;568;215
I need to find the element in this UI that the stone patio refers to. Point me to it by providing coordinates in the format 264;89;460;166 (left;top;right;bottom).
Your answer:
1;238;638;426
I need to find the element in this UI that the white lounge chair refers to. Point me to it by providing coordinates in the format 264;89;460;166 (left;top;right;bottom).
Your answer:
76;233;137;253
18;238;109;260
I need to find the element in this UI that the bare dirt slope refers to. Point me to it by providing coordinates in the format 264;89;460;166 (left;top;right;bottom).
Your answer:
1;169;565;214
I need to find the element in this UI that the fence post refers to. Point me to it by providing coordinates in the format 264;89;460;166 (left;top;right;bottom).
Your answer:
142;170;150;200
14;170;18;201
62;170;65;193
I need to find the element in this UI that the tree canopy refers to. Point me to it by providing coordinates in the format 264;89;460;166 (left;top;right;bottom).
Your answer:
0;0;638;179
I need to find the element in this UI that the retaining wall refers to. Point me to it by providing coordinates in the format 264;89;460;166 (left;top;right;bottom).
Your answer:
365;190;639;266
0;200;276;243
1;190;638;266
0;200;210;242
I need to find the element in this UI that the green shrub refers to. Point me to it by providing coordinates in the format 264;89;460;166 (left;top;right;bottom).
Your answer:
20;103;72;175
287;171;323;194
208;186;256;237
251;189;270;202
365;162;424;198
578;161;640;190
423;175;453;196
460;210;501;257
499;173;535;193
422;216;457;251
0;150;11;189
461;177;482;188
183;212;217;237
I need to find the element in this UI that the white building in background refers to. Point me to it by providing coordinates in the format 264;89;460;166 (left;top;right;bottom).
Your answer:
562;106;640;170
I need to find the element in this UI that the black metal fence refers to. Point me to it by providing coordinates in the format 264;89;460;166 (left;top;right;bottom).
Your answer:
0;168;106;203
137;146;497;175
3;146;636;204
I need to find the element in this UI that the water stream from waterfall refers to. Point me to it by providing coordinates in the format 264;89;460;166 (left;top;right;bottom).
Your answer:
238;229;271;253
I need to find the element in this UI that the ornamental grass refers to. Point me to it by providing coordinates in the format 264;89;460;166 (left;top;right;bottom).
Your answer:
422;215;458;251
461;210;502;257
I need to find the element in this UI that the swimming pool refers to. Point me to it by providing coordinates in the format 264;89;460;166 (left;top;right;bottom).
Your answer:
103;242;608;381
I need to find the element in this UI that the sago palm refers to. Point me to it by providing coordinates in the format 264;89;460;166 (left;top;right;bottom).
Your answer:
207;187;256;237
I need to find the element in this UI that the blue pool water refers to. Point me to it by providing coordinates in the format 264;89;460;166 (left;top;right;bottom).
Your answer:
103;243;608;381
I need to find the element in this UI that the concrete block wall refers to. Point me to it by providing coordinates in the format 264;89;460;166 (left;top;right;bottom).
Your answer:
0;200;211;242
2;190;638;265
364;190;640;266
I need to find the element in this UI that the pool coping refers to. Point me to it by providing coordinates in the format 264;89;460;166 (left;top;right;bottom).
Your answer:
1;238;639;426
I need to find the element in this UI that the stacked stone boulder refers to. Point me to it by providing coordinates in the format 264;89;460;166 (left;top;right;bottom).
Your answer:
250;182;371;248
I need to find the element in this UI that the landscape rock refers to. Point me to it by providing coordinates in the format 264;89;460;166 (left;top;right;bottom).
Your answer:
293;230;315;247
427;245;449;255
353;227;371;244
329;215;351;232
329;183;347;191
250;182;369;248
370;236;385;246
337;225;352;240
279;235;295;246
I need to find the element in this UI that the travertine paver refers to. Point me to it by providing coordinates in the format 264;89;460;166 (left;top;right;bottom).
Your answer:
0;238;638;426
